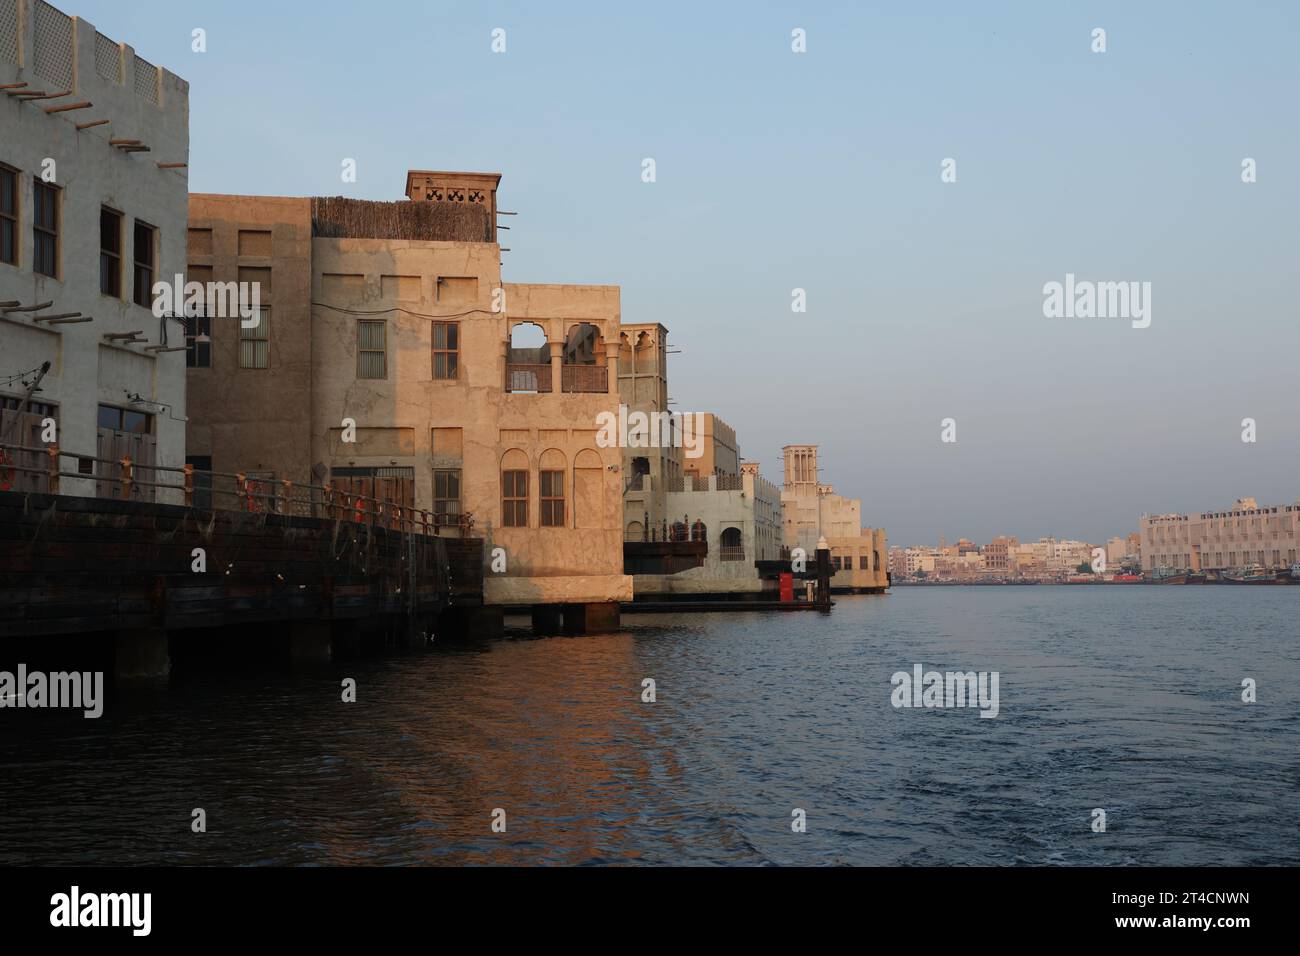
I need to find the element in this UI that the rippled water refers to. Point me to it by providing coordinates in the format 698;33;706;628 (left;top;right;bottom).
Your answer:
2;587;1297;865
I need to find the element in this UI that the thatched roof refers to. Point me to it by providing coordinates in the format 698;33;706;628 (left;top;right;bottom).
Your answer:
311;196;492;242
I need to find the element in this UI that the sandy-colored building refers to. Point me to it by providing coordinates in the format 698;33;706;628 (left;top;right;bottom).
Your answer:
682;413;738;480
616;321;682;540
634;460;784;597
1141;497;1300;572
1;0;188;501
780;444;887;592
185;170;632;629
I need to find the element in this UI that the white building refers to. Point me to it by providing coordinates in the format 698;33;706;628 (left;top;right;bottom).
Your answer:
1141;498;1300;571
0;0;189;501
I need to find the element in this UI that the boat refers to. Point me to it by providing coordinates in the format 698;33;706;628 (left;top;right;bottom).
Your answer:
1277;564;1300;584
1221;564;1278;584
1149;566;1188;585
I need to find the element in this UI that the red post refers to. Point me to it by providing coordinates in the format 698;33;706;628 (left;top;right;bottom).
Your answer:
182;462;194;507
46;443;59;494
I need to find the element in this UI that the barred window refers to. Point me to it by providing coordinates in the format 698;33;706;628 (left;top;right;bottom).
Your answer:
100;207;122;296
434;469;461;518
502;469;528;527
540;469;565;527
33;181;59;277
0;164;16;266
239;308;270;368
432;321;458;379
357;319;386;379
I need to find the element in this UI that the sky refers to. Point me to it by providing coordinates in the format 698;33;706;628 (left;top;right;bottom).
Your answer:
67;0;1300;546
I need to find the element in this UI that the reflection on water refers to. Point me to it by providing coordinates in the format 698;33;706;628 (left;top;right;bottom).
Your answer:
1;587;1297;865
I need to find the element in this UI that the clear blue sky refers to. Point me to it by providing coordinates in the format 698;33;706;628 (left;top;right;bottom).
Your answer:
71;0;1300;545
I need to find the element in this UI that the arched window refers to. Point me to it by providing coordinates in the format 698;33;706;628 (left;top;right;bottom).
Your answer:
501;449;529;527
506;323;550;392
626;520;645;541
720;527;743;561
539;449;566;527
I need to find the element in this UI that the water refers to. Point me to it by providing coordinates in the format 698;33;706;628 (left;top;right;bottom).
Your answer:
1;587;1297;865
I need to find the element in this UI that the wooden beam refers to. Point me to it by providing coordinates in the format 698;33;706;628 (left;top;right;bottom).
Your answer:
44;101;92;114
0;82;28;90
46;316;94;325
26;89;73;101
6;88;46;97
121;146;152;153
109;138;141;145
31;312;82;322
102;331;144;340
146;345;187;352
3;302;54;314
0;301;18;308
156;162;188;169
76;119;110;131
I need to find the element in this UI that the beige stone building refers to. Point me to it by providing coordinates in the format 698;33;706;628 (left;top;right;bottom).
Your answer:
616;321;682;540
1;0;188;501
682;413;738;481
1141;497;1300;571
185;170;632;629
780;444;888;591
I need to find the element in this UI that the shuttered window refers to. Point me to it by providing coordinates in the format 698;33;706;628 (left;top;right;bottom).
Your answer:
239;308;269;368
357;320;386;378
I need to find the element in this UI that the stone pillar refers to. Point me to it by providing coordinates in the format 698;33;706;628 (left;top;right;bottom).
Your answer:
549;339;564;394
530;605;562;635
289;619;333;667
604;341;621;395
114;629;171;679
562;601;620;634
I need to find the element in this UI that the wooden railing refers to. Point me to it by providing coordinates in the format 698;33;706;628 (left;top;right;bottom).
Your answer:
0;441;476;537
561;365;607;393
505;363;551;393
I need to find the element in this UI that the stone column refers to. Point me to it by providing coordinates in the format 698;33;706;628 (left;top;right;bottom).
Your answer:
549;339;564;394
604;341;621;395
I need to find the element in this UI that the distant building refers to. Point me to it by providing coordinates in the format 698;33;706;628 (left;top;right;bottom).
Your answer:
1140;498;1300;571
682;413;738;480
780;444;887;592
1;1;189;501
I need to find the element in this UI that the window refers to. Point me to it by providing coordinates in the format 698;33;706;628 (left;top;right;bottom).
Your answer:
433;321;458;379
540;469;564;527
0;164;16;266
33;181;59;277
434;469;461;519
720;527;744;561
100;207;122;296
97;404;152;434
185;313;211;368
240;308;269;368
859;554;870;570
502;469;528;527
133;220;156;307
357;320;386;378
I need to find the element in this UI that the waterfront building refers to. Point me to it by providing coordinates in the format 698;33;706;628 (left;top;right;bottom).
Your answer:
616;321;682;540
0;0;188;501
633;459;785;597
184;170;632;627
1140;497;1300;572
780;444;888;592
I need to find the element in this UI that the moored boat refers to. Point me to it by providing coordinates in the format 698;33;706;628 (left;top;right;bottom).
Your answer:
1222;564;1278;584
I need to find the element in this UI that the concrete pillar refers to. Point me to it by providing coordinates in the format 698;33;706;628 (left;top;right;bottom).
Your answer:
114;629;171;679
562;601;620;634
289;619;333;667
531;604;562;635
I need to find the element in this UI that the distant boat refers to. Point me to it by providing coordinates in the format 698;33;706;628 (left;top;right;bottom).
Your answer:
1277;564;1300;585
1222;564;1278;585
1149;566;1188;585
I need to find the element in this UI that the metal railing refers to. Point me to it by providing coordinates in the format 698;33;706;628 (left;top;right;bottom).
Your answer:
719;546;746;562
0;441;476;537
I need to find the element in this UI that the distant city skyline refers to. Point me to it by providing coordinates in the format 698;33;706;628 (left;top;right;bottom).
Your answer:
69;0;1300;544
